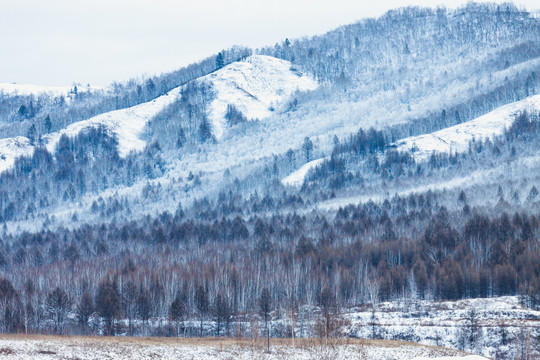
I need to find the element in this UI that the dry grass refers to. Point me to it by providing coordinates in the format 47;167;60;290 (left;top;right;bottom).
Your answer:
0;333;466;352
0;334;476;360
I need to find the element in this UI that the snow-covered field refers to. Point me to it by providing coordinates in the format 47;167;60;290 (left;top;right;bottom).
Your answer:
0;336;482;360
342;296;540;360
394;94;540;161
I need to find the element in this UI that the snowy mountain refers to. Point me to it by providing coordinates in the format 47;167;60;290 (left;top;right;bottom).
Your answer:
0;4;539;358
0;55;317;173
0;87;183;173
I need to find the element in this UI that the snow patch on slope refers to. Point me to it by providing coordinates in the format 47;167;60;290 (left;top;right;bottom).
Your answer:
0;137;34;173
204;55;318;140
0;86;183;174
282;157;328;187
44;87;183;157
395;94;540;161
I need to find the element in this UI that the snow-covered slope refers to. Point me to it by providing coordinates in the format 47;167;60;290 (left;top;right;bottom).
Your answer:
282;157;328;187
395;95;540;161
0;56;317;174
0;87;183;173
0;137;34;172
43;87;183;157
204;55;318;140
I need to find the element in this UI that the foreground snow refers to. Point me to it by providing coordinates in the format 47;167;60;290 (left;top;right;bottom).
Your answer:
0;337;478;360
344;296;540;359
394;94;540;161
413;357;488;360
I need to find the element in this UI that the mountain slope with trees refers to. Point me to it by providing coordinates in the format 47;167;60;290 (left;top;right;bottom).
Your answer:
0;3;538;359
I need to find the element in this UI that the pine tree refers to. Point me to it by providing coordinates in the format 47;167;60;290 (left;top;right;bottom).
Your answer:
27;124;36;146
44;115;52;133
136;287;152;324
318;286;336;338
302;137;314;162
216;52;225;69
199;118;212;143
213;293;229;337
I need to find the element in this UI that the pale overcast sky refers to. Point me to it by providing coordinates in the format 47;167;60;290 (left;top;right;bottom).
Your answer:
0;0;537;86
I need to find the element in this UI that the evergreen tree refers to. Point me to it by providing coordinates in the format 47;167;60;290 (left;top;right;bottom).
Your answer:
44;115;52;133
27;124;36;146
213;293;229;337
216;52;225;69
199;117;212;143
136;287;152;324
169;294;185;336
302;137;314;162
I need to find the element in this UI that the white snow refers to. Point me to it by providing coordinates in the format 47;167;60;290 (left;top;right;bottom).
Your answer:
43;86;183;157
0;55;317;174
204;55;318;140
0;137;34;173
395;94;540;161
0;87;183;173
0;83;95;97
282;157;328;187
412;357;488;360
343;296;540;359
0;337;476;360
